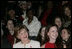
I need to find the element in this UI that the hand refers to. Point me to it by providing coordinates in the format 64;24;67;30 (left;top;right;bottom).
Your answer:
63;44;66;48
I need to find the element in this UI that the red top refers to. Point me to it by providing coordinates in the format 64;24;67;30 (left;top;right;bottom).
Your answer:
19;16;24;21
7;34;14;47
41;9;52;26
45;42;56;48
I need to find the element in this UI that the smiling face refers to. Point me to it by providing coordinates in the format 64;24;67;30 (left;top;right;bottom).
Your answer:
18;29;28;41
47;26;58;40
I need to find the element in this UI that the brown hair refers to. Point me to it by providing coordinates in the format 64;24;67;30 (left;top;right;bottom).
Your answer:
18;25;29;37
14;24;29;38
44;24;61;48
61;27;71;35
14;25;29;43
14;24;21;38
19;25;29;32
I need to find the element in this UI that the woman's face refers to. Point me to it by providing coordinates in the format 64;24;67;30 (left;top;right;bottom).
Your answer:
41;27;46;38
55;18;62;28
18;29;28;41
48;26;58;40
64;7;71;17
7;20;14;31
27;10;33;19
61;29;70;41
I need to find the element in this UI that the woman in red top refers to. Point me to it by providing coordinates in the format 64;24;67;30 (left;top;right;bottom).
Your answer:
41;24;59;48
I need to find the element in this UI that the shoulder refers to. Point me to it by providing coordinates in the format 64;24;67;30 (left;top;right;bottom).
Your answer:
30;40;40;48
33;16;38;21
33;16;41;24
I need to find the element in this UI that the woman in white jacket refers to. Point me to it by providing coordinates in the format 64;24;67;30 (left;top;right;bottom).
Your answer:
13;25;40;48
23;8;41;40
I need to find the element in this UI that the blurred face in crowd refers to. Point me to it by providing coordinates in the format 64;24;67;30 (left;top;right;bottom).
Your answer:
55;17;62;28
61;29;70;41
8;9;15;17
20;3;27;11
47;26;58;40
41;27;46;39
27;10;33;20
64;7;71;18
18;29;28;41
7;20;14;31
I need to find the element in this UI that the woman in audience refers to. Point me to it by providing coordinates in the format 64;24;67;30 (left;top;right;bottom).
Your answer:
62;5;71;31
41;24;60;48
53;16;63;35
36;26;46;46
13;25;40;48
60;27;71;48
54;16;62;29
5;19;15;46
23;8;41;40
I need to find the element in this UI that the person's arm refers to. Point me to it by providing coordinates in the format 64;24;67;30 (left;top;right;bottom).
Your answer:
63;44;66;48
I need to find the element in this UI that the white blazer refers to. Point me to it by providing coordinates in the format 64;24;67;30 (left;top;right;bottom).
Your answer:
23;16;41;36
13;40;40;48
